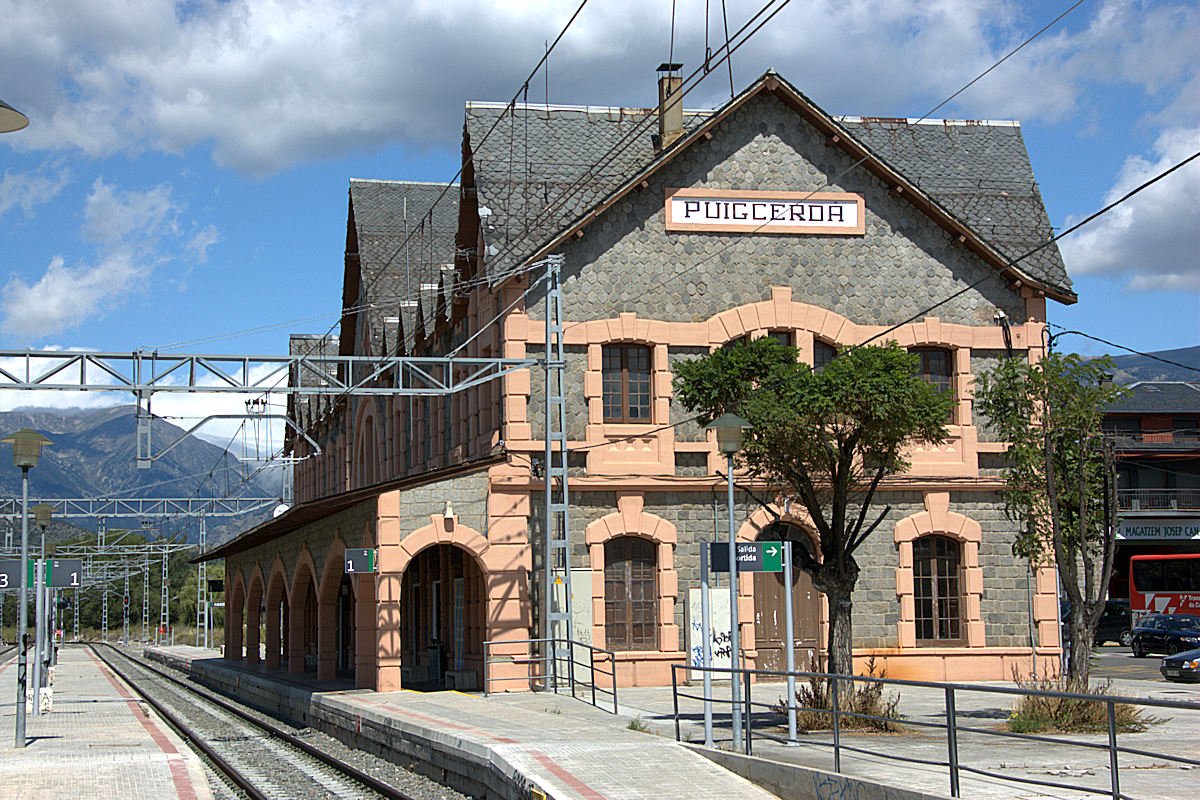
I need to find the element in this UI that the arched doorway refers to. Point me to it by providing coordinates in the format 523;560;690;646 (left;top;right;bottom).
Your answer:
754;522;821;671
400;544;485;689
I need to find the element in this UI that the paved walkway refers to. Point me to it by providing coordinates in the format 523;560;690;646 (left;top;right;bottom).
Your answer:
0;646;213;800
148;645;1200;800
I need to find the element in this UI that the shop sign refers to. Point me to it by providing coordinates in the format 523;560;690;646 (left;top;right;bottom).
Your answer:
665;188;864;235
1117;517;1200;540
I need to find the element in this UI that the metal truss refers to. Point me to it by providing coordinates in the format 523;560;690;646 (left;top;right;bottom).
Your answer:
0;496;279;519
0;350;540;396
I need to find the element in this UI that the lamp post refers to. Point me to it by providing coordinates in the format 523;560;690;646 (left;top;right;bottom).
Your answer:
33;503;54;705
705;412;751;752
3;429;51;747
0;97;29;133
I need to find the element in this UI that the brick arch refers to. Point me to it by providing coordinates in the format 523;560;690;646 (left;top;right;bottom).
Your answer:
893;492;984;647
707;288;856;350
584;494;679;655
263;555;290;669
352;398;382;488
290;545;319;600
318;536;348;603
244;563;266;665
226;569;246;661
390;514;491;575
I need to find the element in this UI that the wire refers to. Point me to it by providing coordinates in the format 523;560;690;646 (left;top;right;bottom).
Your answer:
565;147;1200;455
1047;325;1200;376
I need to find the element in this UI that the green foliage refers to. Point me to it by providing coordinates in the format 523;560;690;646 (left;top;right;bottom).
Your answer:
774;658;903;733
974;352;1129;685
1006;673;1160;734
974;352;1127;564
673;339;953;674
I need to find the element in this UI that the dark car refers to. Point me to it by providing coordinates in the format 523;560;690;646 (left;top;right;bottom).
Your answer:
1160;646;1200;682
1131;613;1200;657
1095;599;1132;646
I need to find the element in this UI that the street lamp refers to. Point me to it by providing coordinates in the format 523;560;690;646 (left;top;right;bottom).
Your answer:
705;412;751;752
0;97;29;133
3;429;51;747
33;503;54;705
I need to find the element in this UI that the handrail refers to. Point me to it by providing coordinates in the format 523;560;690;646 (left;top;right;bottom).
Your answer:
482;637;618;714
672;663;1200;799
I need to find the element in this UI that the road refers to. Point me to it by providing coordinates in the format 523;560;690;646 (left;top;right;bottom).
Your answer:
1090;642;1174;681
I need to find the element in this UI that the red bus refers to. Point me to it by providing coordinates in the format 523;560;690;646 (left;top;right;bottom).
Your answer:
1129;553;1200;626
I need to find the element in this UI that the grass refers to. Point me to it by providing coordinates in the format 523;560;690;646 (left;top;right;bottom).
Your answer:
773;657;904;733
626;716;653;732
1006;670;1162;734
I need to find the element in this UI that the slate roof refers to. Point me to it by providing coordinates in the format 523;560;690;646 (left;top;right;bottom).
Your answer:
287;333;339;434
464;72;1071;297
347;179;459;355
1106;382;1200;414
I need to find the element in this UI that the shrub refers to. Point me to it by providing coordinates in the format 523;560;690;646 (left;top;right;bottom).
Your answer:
1006;671;1161;734
773;657;903;733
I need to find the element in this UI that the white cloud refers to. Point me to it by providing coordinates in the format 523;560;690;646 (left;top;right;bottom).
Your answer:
1059;126;1200;293
2;1;1195;175
0;161;72;220
0;178;218;338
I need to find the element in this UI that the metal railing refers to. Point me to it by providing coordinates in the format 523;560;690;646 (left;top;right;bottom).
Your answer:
1118;488;1200;511
482;637;618;714
1109;430;1200;449
672;663;1200;800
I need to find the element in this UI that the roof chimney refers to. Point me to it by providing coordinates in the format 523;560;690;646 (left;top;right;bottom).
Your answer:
657;63;683;151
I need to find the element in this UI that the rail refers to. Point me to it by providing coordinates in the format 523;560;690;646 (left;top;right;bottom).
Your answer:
482;637;618;714
1118;487;1200;512
671;663;1200;800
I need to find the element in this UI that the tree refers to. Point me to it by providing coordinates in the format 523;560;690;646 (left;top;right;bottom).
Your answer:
673;339;953;675
974;351;1127;686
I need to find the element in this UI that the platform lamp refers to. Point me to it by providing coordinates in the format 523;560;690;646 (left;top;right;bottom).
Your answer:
33;502;55;704
0;97;30;133
704;412;751;752
4;429;52;747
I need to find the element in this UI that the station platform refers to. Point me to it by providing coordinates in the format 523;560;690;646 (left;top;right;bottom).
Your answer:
147;644;1200;800
146;645;783;800
0;646;213;800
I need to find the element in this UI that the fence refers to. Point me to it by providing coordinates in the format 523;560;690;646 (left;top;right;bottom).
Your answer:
482;637;618;714
672;663;1200;800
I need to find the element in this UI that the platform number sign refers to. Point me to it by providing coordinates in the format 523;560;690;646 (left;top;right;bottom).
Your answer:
0;558;83;587
345;548;376;574
49;558;83;587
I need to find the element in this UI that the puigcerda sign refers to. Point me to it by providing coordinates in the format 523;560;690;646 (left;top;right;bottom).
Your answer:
665;188;865;235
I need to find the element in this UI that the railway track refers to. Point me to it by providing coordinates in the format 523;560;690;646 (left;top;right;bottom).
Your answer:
89;643;472;800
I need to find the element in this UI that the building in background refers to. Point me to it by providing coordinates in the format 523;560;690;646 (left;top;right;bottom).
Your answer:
205;70;1076;690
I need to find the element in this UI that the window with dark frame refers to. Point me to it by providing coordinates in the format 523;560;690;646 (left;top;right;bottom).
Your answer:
766;330;794;348
604;537;658;650
912;347;954;393
721;334;750;352
602;344;652;423
813;339;838;371
913;534;963;642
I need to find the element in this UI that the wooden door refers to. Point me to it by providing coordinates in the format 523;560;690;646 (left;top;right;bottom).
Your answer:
754;538;820;672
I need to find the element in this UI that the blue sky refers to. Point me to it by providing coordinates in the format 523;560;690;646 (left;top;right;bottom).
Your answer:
0;0;1197;451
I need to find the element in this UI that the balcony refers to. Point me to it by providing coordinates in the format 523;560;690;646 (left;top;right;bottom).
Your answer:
1109;430;1200;452
1118;488;1200;512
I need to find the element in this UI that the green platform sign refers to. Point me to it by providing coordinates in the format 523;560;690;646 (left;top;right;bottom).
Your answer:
344;548;376;574
709;541;784;573
0;558;83;588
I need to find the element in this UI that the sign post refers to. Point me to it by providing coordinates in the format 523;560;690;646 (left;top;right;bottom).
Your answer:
700;544;713;747
784;541;797;744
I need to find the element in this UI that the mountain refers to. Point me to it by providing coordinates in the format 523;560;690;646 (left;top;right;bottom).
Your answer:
1103;345;1200;385
0;406;283;547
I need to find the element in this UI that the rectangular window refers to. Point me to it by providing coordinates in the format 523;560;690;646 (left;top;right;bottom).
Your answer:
602;344;652;423
913;535;962;642
604;537;658;650
766;330;794;348
813;340;838;371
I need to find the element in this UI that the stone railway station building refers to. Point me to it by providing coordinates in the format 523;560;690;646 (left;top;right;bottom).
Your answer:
204;70;1074;692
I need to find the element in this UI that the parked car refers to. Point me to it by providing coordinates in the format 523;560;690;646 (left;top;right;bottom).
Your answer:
1095;599;1132;646
1160;646;1200;682
1130;613;1200;657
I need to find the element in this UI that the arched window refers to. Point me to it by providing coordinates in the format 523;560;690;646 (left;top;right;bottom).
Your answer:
604;537;657;650
602;344;651;422
766;330;794;348
913;535;962;642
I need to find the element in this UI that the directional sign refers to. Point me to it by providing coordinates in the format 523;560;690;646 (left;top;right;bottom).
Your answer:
709;541;784;573
345;548;376;574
